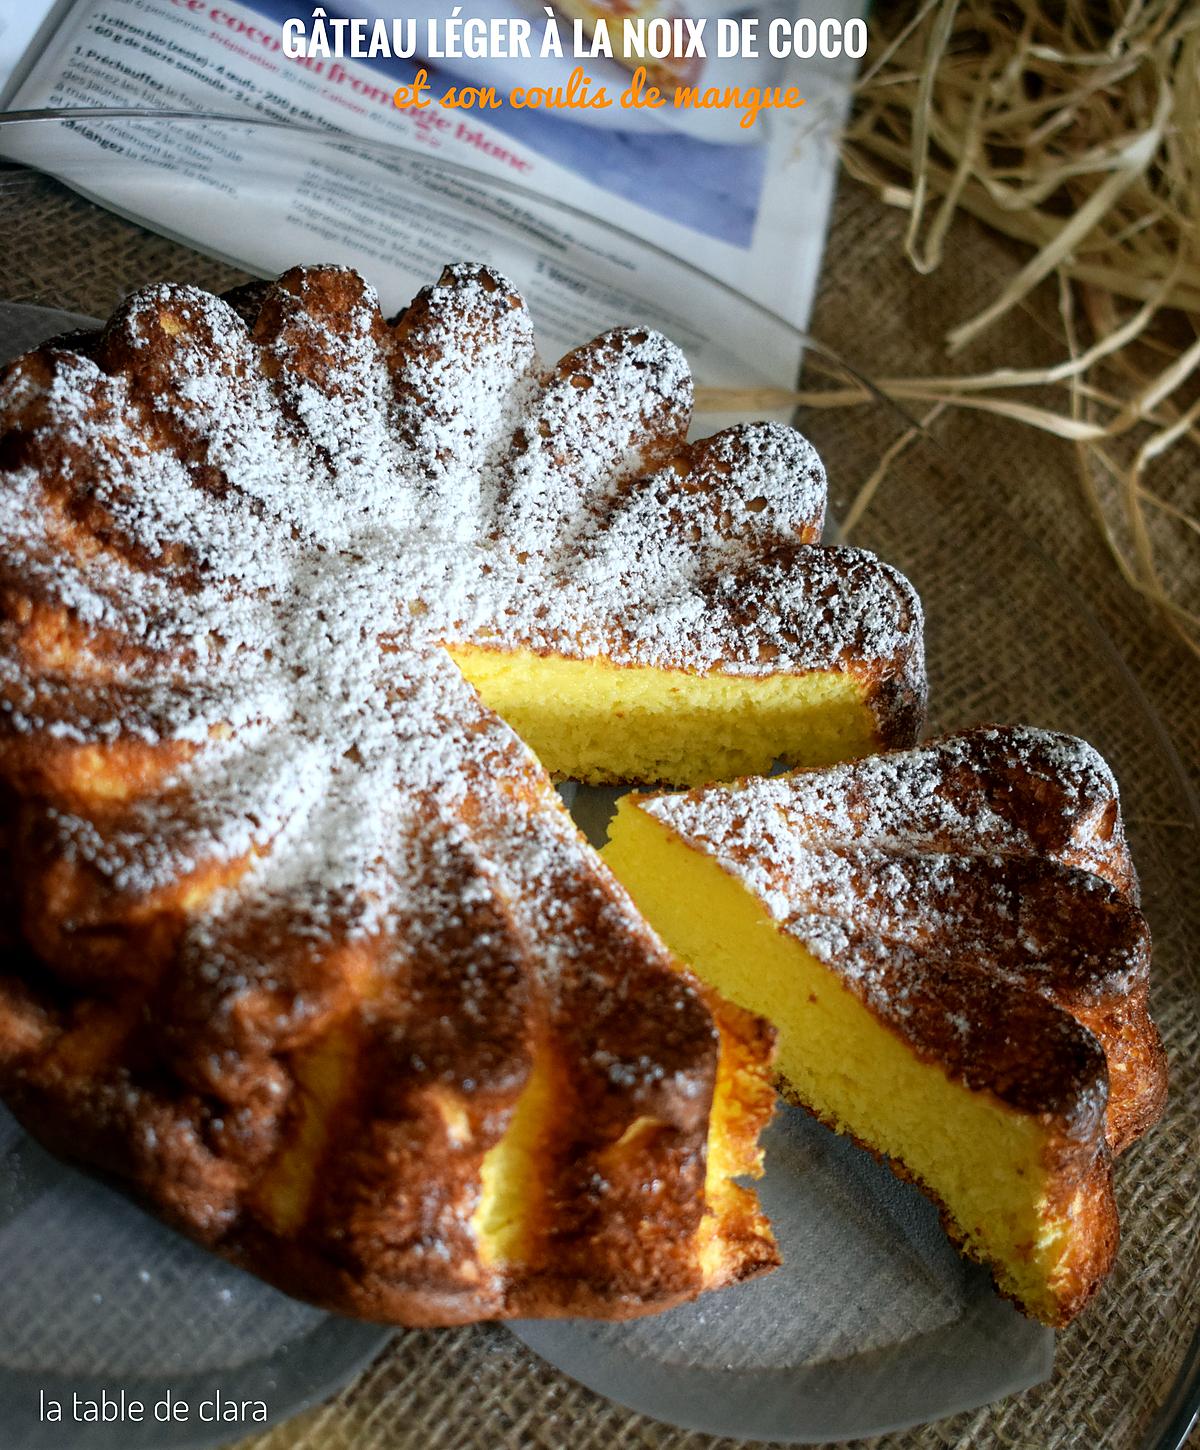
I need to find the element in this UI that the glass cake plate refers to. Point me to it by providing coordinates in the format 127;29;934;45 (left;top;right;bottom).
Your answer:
0;112;1198;1450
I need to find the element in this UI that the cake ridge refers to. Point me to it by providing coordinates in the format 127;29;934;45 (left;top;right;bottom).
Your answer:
604;724;1167;1324
0;263;926;921
630;723;1166;1154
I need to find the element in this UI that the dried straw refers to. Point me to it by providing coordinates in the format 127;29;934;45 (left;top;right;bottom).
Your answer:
701;0;1200;657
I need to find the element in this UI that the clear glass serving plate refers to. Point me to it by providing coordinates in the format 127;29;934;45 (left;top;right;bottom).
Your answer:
0;110;1197;1450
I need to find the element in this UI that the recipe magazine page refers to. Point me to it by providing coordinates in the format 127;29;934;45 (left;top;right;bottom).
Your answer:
0;0;864;384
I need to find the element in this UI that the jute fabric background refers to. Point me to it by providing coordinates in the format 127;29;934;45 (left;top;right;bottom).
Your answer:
1;155;1197;1449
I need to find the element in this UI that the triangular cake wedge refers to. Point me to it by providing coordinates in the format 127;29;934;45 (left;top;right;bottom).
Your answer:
603;726;1168;1326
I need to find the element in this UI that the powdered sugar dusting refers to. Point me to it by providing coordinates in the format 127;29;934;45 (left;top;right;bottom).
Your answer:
642;726;1146;1040
0;261;924;986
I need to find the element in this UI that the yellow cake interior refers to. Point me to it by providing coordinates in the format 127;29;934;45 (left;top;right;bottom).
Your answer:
448;644;877;786
257;1024;357;1236
695;997;779;1282
471;1015;771;1285
603;796;1082;1324
474;1045;560;1267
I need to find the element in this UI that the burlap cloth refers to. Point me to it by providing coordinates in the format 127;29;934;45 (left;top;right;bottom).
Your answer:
1;153;1197;1450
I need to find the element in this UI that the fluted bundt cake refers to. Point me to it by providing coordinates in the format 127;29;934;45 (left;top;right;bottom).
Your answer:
603;726;1167;1326
0;262;927;1323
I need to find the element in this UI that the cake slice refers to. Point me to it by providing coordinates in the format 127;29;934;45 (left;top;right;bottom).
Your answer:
603;726;1168;1325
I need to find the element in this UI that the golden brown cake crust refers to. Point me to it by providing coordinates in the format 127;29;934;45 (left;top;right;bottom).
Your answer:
2;264;925;727
637;724;1167;1151
632;724;1168;1323
0;262;809;1324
